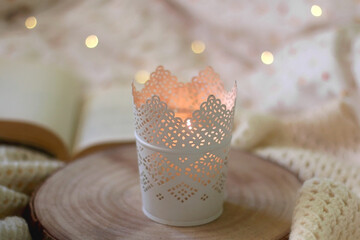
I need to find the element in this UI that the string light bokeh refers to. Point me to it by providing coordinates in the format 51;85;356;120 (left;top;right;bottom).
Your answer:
261;51;274;65
311;5;322;17
191;40;206;54
10;0;357;115
25;16;37;29
85;35;99;48
135;70;150;84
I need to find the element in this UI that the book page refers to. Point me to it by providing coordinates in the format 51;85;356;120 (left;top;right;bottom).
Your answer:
0;60;81;158
73;84;135;155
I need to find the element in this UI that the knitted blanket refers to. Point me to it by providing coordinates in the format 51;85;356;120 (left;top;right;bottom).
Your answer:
232;97;360;239
0;147;63;240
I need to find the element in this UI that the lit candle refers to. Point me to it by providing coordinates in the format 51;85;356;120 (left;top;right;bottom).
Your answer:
132;66;237;226
186;119;192;130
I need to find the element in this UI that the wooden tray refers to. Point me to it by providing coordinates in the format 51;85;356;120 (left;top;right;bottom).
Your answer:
28;144;301;240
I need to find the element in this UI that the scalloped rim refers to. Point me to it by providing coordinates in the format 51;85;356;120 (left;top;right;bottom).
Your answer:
137;94;236;126
132;66;237;122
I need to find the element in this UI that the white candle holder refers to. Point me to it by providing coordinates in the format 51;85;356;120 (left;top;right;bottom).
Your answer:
132;66;236;226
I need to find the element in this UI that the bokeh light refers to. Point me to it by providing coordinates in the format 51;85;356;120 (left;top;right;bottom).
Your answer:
25;16;37;29
135;70;150;84
261;51;274;65
85;35;99;48
191;40;206;54
311;5;322;17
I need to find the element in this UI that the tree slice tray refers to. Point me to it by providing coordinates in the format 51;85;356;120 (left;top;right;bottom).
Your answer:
28;144;301;240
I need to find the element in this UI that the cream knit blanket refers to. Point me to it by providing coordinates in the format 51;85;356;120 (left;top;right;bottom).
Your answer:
232;97;360;239
0;147;63;240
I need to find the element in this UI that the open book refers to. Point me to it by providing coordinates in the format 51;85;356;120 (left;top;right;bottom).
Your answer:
0;61;134;161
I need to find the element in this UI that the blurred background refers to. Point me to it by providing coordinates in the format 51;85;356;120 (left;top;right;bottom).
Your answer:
1;0;360;113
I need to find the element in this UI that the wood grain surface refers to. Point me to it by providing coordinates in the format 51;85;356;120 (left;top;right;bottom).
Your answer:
28;144;301;240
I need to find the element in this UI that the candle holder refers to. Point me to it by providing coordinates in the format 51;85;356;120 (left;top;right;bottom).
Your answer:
132;66;236;226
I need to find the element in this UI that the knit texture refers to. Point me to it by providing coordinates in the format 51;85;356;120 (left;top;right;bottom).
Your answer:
0;216;31;240
290;178;360;240
0;161;64;194
0;186;28;218
0;146;63;240
0;146;50;162
232;98;360;240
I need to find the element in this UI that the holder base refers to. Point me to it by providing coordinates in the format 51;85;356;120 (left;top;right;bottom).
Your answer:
142;206;223;227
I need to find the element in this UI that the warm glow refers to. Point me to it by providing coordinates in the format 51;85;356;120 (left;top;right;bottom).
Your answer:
135;70;150;84
191;40;206;54
261;51;274;65
186;119;192;130
85;35;99;48
311;5;322;17
25;16;37;29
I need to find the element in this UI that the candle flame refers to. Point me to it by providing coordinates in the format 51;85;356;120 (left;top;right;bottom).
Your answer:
186;119;192;130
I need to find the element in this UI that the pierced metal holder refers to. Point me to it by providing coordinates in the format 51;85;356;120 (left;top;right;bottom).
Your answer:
132;66;236;226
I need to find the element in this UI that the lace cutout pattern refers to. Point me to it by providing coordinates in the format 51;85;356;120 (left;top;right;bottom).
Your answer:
133;66;236;222
133;96;236;150
168;182;198;203
133;66;236;150
132;66;236;111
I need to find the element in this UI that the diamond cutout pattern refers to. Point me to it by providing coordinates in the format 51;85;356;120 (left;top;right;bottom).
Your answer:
142;152;182;186
168;182;198;203
212;172;226;194
185;152;225;186
140;172;153;192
